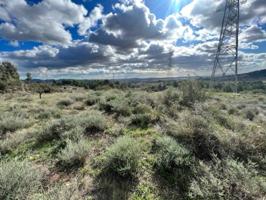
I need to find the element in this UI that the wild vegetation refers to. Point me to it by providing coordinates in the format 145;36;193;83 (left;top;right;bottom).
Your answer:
0;66;265;199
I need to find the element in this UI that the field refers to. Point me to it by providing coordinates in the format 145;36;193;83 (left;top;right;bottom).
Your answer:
0;81;266;200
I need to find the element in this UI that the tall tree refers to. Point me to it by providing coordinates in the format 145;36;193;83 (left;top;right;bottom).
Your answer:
0;62;20;82
26;72;32;83
0;62;20;91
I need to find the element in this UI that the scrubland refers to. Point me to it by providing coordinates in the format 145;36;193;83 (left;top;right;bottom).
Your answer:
0;81;265;200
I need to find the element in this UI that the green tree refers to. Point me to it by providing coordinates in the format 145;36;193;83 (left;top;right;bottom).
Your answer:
0;62;20;91
26;72;32;83
0;62;20;82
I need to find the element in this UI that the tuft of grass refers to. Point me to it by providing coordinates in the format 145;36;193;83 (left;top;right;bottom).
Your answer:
57;137;91;170
244;108;258;121
76;112;108;136
153;136;194;191
189;159;265;200
101;136;142;178
99;95;131;116
36;118;72;144
31;178;83;200
0;130;34;154
179;80;206;107
85;93;100;106
130;113;159;129
57;99;73;108
0;159;44;200
0;112;31;136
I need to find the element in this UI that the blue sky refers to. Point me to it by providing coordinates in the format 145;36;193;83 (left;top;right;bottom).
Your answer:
0;0;265;79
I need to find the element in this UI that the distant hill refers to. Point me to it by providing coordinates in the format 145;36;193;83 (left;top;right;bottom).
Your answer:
238;69;266;81
29;69;266;83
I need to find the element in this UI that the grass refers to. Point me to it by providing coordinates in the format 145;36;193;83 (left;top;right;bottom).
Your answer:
0;159;44;200
0;82;265;199
57;137;91;170
101;136;142;178
152;136;195;193
0;112;31;136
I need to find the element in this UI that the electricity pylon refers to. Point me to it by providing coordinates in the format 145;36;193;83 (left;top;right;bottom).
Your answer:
210;0;240;92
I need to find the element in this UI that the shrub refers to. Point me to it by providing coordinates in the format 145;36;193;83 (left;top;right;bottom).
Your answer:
189;159;265;200
85;93;100;106
57;138;90;170
102;136;142;178
130;113;159;129
179;80;206;107
0;131;33;154
228;107;238;115
36;119;72;144
31;179;83;200
0;81;6;91
76;112;107;135
0;112;31;136
57;99;73;108
153;136;194;191
99;96;131;116
36;109;61;120
162;88;180;106
244;109;258;121
192;131;225;161
211;109;235;130
0;159;43;200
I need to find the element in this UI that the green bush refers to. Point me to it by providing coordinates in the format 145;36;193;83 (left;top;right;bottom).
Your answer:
192;131;225;161
36;119;72;144
99;95;131;116
76;112;107;135
162;87;180;106
85;93;100;106
244;108;258;121
153;136;194;191
130;113;159;129
0;159;43;200
57;99;73;108
31;179;83;200
102;136;142;178
57;138;90;170
0;131;33;154
179;80;206;107
0;81;6;91
189;159;265;200
0;112;31;136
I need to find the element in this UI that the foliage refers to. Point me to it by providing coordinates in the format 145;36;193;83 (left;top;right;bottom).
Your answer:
0;159;43;200
101;136;142;178
0;62;20;82
153;136;194;191
76;112;107;135
36;118;72;144
0;112;31;136
57;138;90;170
57;99;73;108
31;179;83;200
189;159;265;200
179;80;206;107
130;113;159;129
26;72;32;82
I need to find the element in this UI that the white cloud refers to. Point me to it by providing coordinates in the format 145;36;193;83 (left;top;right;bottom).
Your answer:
0;0;265;78
78;4;104;35
0;0;87;45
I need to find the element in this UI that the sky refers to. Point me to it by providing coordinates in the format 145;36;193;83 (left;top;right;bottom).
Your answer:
0;0;265;79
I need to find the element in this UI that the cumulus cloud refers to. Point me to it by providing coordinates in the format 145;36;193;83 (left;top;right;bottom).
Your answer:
0;42;115;70
0;0;265;78
89;1;186;50
0;0;87;45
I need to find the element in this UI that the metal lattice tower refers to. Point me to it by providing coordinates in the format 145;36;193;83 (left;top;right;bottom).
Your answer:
210;0;240;91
